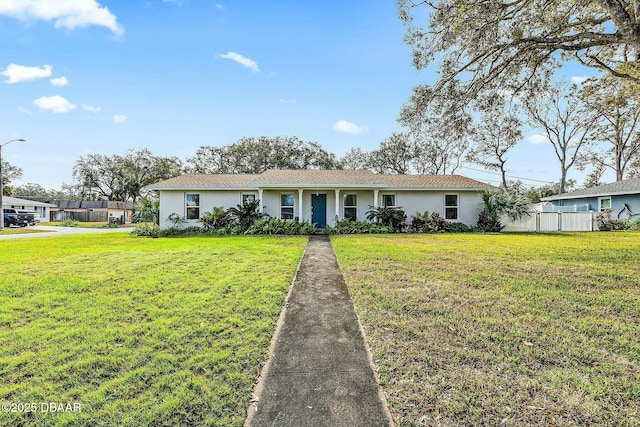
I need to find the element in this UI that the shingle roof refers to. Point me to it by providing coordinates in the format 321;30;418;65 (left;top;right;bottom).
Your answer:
149;174;256;189
148;170;493;190
255;169;386;186
541;178;640;201
382;174;493;189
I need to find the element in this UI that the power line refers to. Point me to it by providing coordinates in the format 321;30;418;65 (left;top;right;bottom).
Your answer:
460;165;555;185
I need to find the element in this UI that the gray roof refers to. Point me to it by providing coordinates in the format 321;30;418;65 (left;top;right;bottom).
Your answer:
1;196;57;208
46;200;134;209
148;169;494;191
541;178;640;201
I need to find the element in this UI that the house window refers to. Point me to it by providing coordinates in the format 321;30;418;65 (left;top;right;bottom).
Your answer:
344;194;357;221
598;197;611;212
242;193;256;204
382;194;396;207
445;194;459;220
280;194;294;219
186;194;200;219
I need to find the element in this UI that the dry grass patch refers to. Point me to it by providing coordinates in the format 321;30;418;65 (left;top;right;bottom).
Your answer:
332;233;640;426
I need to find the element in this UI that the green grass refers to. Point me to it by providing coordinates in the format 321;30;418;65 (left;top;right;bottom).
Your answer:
332;232;640;427
0;234;307;427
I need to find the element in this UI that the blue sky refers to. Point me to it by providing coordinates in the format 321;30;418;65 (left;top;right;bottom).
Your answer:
1;0;604;190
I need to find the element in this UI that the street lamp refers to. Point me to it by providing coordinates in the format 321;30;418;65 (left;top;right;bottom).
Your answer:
0;138;26;231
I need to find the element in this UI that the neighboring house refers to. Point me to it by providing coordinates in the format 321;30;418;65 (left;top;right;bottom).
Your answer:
1;196;57;221
46;200;134;223
541;178;640;219
148;169;494;229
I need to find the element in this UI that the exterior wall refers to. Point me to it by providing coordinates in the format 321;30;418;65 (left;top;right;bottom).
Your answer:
159;190;254;228
552;194;640;219
159;188;485;229
394;190;484;226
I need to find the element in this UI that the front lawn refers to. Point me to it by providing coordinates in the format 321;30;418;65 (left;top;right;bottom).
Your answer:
0;234;307;427
332;232;640;426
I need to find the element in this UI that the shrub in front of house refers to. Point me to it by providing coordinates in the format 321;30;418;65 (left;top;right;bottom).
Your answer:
365;205;407;232
325;218;393;235
245;217;317;235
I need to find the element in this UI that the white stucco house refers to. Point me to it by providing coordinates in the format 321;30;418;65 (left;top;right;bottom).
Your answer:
148;169;494;229
2;196;57;221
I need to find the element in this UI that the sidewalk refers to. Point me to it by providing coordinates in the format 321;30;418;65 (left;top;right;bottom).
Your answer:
245;235;393;427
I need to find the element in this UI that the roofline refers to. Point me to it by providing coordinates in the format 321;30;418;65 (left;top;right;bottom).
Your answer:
541;188;640;201
148;184;491;191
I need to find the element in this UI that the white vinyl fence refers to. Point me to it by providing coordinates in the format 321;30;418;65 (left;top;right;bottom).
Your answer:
503;212;596;232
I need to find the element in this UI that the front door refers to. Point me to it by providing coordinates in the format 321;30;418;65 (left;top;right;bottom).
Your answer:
311;194;327;228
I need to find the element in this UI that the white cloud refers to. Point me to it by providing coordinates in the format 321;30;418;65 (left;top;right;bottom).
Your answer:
571;75;590;85
2;64;52;84
50;76;68;86
526;134;550;145
219;51;259;73
113;114;128;123
0;0;123;35
332;120;369;135
33;95;76;113
83;104;101;112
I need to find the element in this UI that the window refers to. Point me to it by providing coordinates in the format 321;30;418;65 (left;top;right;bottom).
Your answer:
280;194;294;219
242;193;256;204
382;194;396;207
186;194;200;219
599;197;611;212
445;194;458;220
344;194;357;221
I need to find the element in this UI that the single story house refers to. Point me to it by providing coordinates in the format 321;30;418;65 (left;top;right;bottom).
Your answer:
541;178;640;219
46;200;134;223
1;196;57;220
148;169;494;229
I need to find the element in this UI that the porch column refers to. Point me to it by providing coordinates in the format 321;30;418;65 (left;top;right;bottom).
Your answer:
335;189;341;219
373;189;379;208
298;189;304;223
258;188;264;214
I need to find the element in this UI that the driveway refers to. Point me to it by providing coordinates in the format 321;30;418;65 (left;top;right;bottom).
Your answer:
0;225;131;240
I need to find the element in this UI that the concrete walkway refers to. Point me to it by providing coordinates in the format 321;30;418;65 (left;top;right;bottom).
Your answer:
246;235;393;427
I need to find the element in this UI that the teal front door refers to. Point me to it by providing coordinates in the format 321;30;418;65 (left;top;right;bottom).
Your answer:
311;194;327;228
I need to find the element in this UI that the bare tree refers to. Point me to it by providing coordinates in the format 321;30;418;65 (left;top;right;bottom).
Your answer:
467;97;523;188
523;83;595;193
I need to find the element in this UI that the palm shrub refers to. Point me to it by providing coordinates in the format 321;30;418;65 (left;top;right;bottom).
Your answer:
199;207;232;232
227;199;263;231
477;189;530;232
366;205;407;232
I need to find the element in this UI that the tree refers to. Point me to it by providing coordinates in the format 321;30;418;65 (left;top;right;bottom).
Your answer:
72;149;183;206
523;83;595;193
467;97;523;188
368;133;413;174
581;68;640;181
399;0;640;110
184;136;339;174
1;160;23;196
399;89;472;175
339;147;371;170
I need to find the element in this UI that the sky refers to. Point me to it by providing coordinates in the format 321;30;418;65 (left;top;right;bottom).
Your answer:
0;0;607;191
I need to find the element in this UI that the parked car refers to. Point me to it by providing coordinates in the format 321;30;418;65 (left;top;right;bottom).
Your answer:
3;209;29;228
17;210;39;226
